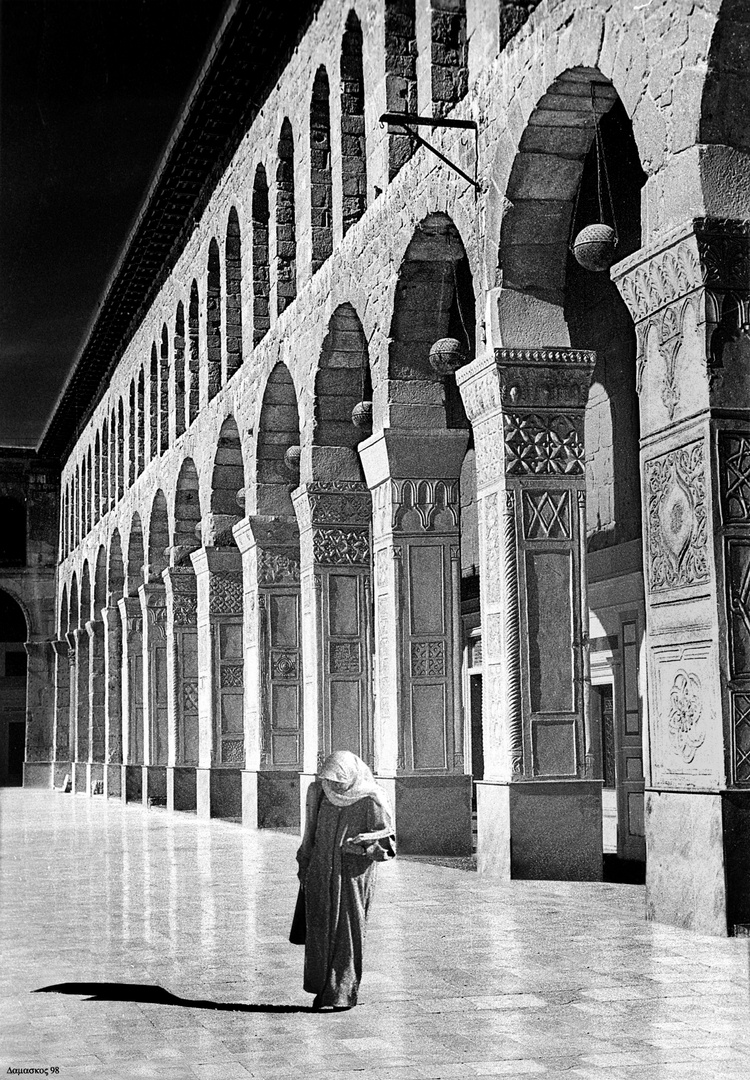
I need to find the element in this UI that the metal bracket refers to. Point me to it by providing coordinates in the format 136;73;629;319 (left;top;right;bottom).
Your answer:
379;112;480;194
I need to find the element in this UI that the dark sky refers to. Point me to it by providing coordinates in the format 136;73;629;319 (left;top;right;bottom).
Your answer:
0;0;227;449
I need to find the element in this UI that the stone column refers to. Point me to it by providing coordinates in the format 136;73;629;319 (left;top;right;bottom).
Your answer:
102;605;123;798
233;516;301;829
292;480;374;824
457;346;600;880
22;640;55;788
51;639;70;786
64;631;78;792
72;626;89;793
138;583;168;805
612;217;750;934
86;619;106;792
190;546;244;820
117;596;143;803
163;565;199;812
359;428;472;855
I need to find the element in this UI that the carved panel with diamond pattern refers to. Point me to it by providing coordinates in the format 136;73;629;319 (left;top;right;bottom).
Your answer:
645;440;709;593
522;490;571;541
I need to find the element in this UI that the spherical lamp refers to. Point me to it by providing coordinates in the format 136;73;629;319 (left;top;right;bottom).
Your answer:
284;445;301;473
572;223;618;272
429;337;467;375
351;400;373;429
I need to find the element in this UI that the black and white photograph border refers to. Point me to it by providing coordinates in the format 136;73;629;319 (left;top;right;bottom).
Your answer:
1;1;749;1078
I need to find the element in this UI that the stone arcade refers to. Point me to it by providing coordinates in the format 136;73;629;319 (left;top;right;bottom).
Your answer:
8;0;750;936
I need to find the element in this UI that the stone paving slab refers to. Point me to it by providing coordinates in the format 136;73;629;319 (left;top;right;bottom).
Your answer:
1;790;748;1079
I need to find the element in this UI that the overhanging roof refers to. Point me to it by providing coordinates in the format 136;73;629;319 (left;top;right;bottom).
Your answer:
39;0;320;463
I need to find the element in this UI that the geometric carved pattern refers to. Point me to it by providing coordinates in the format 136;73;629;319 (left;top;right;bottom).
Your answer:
209;573;243;615
411;640;446;677
313;527;370;565
392;479;459;531
183;679;199;713
330;642;360;674
258;548;299;584
522;490;571;540
503;413;584;476
720;433;750;523
668;669;706;764
271;651;299;679
733;693;750;782
220;664;244;688
221;739;244;764
173;596;198;626
646;441;709;592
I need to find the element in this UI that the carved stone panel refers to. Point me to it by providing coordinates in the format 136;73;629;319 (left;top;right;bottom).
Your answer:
258;548;300;584
522;490;571;541
650;640;721;787
209;573;243;616
313;527;370;565
504;413;584;476
732;692;750;782
410;640;446;677
720;433;750;524
645;440;709;594
726;539;750;680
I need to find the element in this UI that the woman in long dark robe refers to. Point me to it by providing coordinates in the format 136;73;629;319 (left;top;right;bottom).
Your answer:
296;751;396;1010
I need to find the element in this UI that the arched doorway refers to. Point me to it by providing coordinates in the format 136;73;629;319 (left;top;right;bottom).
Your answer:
0;590;28;785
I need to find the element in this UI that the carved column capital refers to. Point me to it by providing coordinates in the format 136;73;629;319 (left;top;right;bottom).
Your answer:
612;217;750;407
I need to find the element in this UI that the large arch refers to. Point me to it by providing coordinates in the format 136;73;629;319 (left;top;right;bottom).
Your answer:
700;0;750;154
314;302;372;451
174;458;202;559
147;491;170;581
93;546;107;618
257;363;301;515
389;212;476;428
68;573;79;634
108;530;125;603
209;416;244;544
59;584;68;640
126;513;145;595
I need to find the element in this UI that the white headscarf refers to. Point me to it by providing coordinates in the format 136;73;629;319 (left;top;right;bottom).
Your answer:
319;750;392;821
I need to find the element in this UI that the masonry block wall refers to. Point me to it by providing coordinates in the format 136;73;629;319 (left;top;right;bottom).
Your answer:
40;0;750;931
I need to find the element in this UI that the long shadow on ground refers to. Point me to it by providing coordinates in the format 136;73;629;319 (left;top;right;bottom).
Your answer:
35;982;312;1013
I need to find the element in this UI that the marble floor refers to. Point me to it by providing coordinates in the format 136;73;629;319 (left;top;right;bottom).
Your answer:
1;789;748;1080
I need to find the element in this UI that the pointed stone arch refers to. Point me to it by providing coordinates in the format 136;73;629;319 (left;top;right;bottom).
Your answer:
94;546;107;617
126;513;145;595
225;208;243;379
207;239;222;400
310;67;333;273
108;530;125;602
389;212;476;427
314;302;372;450
257;363;301;515
276;119;297;313
188;280;200;424
59;583;68;639
174;458;202;559
80;560;91;627
252;165;270;345
147;491;170;581
340;10;367;234
209;417;244;544
68;574;78;633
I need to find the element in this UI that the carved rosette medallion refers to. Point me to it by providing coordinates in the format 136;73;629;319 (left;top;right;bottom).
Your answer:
646;441;709;592
271;651;299;679
221;739;244;764
668;670;706;763
209;573;243;616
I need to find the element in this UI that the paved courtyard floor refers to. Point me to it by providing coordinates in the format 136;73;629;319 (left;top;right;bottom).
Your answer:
1;789;749;1080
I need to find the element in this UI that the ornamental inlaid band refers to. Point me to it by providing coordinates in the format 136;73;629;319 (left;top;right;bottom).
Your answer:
645;440;709;593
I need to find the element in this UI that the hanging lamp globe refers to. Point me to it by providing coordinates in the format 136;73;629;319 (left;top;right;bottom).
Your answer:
572;223;618;272
429;337;467;375
351;400;373;429
284;445;301;473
